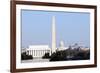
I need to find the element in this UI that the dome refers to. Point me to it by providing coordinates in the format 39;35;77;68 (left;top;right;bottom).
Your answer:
59;41;64;48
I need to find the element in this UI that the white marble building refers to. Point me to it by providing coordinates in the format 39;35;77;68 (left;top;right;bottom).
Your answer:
57;41;68;51
26;45;51;58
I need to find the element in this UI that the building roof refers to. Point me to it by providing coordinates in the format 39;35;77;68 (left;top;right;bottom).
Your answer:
28;45;50;50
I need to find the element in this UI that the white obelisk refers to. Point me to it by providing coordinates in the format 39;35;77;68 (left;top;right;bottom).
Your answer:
52;16;56;53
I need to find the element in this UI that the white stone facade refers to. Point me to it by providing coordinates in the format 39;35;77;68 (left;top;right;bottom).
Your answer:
26;45;51;58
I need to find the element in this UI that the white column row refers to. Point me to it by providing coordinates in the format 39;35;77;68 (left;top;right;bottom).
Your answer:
26;50;50;57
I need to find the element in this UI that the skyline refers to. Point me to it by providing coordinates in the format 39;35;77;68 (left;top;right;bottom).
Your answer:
21;9;90;48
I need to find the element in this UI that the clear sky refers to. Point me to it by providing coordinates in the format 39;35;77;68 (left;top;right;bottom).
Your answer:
21;9;90;48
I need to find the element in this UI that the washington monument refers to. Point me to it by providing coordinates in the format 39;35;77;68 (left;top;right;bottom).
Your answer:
52;16;56;53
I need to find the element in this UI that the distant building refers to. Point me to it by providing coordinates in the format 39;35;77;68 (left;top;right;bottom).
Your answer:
80;47;90;51
57;41;68;51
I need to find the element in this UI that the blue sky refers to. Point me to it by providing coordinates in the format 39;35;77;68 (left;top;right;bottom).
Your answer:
21;9;90;48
